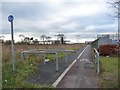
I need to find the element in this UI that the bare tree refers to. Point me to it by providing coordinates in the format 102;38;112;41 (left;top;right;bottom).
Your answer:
107;0;120;18
23;37;30;44
40;35;46;45
30;37;33;44
46;36;51;40
33;39;39;44
57;34;65;44
107;0;120;45
19;34;25;42
46;36;52;44
0;36;5;43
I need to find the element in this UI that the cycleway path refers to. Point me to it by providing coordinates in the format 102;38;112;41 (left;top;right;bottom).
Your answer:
57;45;98;88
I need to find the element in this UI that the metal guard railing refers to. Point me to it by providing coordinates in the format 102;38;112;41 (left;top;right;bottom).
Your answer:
93;48;100;74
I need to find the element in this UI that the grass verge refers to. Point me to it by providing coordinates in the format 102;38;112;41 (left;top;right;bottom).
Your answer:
2;52;67;88
99;56;119;88
2;62;55;88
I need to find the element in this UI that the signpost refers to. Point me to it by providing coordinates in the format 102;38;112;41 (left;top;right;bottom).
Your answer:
8;15;15;71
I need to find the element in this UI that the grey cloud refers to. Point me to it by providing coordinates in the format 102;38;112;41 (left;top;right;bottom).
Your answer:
2;2;58;20
2;1;117;42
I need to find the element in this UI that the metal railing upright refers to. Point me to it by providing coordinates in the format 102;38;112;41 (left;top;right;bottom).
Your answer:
94;48;100;74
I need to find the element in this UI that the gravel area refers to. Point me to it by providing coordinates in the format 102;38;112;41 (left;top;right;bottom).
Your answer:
27;47;85;85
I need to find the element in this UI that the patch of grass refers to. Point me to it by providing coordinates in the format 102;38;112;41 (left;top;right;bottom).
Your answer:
41;52;70;62
2;61;54;88
99;56;118;88
3;62;34;88
2;51;67;88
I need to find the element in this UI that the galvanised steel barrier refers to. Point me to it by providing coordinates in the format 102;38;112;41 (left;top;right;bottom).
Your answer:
20;49;75;72
94;48;100;74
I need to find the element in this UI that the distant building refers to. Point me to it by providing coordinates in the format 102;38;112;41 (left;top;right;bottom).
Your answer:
98;35;112;47
92;34;118;49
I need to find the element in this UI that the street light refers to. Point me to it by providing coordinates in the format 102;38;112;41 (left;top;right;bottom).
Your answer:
76;35;80;43
8;15;15;71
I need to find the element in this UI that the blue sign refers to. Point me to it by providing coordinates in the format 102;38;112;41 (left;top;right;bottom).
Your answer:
8;15;14;22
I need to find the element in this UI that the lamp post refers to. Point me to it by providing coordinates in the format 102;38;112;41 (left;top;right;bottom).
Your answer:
76;35;80;43
8;15;15;71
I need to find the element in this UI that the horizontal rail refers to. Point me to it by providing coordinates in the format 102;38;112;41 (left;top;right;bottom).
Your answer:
21;49;75;53
20;49;76;72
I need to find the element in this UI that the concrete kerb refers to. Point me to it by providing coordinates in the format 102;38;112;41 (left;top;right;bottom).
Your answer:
52;45;89;87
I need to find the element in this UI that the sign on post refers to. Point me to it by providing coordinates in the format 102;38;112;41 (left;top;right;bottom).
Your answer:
8;15;15;71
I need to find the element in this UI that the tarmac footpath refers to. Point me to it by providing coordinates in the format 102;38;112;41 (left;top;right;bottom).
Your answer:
57;45;98;88
27;46;85;85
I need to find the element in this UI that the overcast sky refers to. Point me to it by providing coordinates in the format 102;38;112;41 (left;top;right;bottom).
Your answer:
1;0;118;43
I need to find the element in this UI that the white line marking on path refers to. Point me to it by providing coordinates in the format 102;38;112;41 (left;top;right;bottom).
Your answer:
77;45;89;60
52;45;89;87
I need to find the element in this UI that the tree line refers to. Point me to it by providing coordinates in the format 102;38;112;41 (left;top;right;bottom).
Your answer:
0;34;66;45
